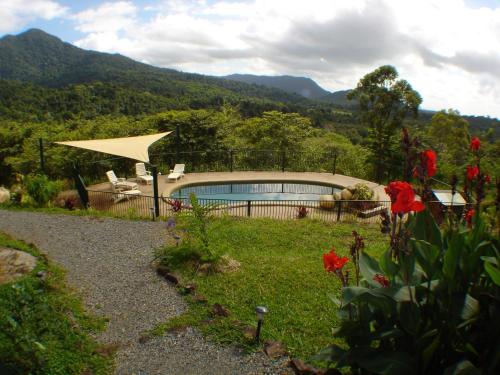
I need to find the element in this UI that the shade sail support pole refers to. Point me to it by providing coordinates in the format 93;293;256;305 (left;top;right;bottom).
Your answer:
152;165;159;217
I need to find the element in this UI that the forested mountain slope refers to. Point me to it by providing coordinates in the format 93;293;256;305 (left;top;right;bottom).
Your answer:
0;29;308;106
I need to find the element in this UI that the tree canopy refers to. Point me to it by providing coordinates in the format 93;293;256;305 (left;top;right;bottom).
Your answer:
347;65;422;182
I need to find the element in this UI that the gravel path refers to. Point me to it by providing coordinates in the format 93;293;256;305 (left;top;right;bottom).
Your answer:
0;210;290;375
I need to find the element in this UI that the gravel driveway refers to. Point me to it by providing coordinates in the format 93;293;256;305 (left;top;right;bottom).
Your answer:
0;210;290;375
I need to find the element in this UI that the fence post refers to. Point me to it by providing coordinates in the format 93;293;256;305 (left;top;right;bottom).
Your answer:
152;165;160;217
39;138;45;174
73;164;89;209
230;149;234;172
247;200;251;217
336;200;342;221
332;151;337;175
281;150;286;172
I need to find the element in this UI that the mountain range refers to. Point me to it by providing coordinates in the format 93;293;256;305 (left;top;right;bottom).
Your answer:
0;28;498;137
223;74;331;99
0;29;348;104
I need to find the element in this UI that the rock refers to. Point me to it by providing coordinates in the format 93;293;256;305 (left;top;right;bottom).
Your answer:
211;303;230;317
319;195;335;209
333;192;341;201
340;188;353;200
163;272;179;285
0;248;37;285
289;358;339;375
157;266;180;285
185;283;197;293
164;273;179;284
193;294;207;304
243;326;257;340
0;187;10;204
264;340;288;358
156;264;170;277
346;185;356;193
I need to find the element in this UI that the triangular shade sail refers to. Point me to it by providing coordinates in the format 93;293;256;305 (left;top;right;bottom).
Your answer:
55;132;172;163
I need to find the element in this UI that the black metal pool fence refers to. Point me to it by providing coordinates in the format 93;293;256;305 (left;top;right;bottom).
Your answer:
87;189;392;222
86;188;466;224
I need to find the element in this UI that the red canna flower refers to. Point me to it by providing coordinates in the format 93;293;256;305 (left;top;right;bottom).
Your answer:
470;137;481;151
485;174;491;184
422;150;437;177
466;165;479;181
323;248;349;272
385;181;407;203
465;208;474;227
373;273;390;287
385;181;425;214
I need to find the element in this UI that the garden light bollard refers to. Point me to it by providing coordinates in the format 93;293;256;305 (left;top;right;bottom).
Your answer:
255;306;268;344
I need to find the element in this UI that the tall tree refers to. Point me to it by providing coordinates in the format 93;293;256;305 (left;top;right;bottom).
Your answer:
347;65;422;182
426;109;470;174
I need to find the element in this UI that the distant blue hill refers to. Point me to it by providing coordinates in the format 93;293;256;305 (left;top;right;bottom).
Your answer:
224;74;331;99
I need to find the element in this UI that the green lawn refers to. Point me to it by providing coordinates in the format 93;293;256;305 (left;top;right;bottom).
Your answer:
155;217;388;362
0;233;112;375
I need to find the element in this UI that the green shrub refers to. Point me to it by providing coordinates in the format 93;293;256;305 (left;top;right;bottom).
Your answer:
25;175;61;207
351;183;374;201
155;194;222;269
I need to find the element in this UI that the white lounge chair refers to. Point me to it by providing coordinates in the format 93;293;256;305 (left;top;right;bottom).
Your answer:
113;188;142;203
106;170;138;191
168;164;185;181
135;163;153;185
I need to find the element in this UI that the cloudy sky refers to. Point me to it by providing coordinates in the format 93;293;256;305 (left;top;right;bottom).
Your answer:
1;0;499;118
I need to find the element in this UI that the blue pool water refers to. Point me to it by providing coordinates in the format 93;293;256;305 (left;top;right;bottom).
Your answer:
171;183;340;201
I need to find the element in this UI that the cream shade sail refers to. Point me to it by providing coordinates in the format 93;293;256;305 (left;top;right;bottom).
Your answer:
55;132;172;163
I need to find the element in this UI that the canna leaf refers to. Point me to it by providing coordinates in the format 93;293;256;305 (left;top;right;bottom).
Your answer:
443;360;481;375
460;294;479;320
410;209;442;248
355;350;416;375
443;233;463;282
380;248;399;278
484;260;500;286
359;252;383;287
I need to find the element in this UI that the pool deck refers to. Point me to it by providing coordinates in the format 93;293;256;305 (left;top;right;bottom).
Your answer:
162;171;389;200
88;171;389;200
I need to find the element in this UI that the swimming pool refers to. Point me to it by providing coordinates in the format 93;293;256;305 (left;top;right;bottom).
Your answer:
170;182;340;201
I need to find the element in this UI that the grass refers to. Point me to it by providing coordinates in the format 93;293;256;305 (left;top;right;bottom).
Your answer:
154;216;388;363
0;232;113;375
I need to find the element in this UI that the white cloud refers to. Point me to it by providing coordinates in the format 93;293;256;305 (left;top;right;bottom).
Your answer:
69;0;500;117
0;0;67;33
71;1;137;33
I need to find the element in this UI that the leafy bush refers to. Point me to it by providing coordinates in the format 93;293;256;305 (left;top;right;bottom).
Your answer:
25;175;61;207
156;194;222;269
351;183;374;201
